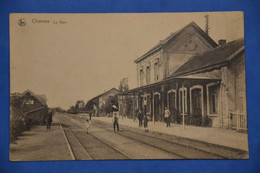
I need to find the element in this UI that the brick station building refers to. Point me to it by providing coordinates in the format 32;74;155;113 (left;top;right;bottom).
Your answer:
119;22;246;130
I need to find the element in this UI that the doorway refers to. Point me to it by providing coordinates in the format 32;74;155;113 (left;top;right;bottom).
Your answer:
154;94;160;121
191;88;202;116
168;91;176;122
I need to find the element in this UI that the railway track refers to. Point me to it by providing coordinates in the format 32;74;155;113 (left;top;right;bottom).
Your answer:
91;123;221;159
91;120;248;159
58;115;92;160
60;114;248;159
58;114;131;160
60;115;197;159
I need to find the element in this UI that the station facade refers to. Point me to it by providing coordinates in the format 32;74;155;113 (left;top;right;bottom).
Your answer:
119;22;246;130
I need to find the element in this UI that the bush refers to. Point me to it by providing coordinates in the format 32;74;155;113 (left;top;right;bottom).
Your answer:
10;118;24;143
10;113;32;143
203;115;211;127
177;112;211;126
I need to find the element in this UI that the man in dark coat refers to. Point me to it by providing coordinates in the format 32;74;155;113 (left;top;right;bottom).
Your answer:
143;113;149;133
137;109;143;127
46;110;53;130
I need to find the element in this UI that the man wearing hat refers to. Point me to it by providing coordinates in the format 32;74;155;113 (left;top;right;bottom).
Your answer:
112;105;119;132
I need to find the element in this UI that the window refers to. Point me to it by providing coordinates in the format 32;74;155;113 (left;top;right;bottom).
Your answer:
154;62;159;82
167;89;176;113
179;88;187;113
191;88;202;115
140;69;144;86
190;85;204;116
146;66;150;84
25;99;34;105
208;84;219;115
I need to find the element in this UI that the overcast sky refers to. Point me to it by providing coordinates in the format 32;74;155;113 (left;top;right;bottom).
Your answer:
10;12;244;109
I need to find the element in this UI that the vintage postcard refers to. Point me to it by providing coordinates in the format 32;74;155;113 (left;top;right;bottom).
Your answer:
10;12;248;161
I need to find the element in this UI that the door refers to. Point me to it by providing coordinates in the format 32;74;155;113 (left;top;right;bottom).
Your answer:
192;89;202;116
168;92;176;122
139;96;143;112
154;95;160;121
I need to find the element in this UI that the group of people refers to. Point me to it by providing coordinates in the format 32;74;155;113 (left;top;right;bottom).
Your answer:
136;106;171;131
137;109;149;132
111;106;149;133
45;106;171;133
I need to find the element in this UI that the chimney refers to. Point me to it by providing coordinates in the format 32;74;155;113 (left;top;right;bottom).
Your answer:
205;15;209;35
218;39;226;45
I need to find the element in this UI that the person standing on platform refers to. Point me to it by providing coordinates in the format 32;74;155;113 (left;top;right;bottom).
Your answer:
143;113;149;133
164;107;171;127
85;118;91;134
138;109;143;127
46;109;53;130
133;109;138;122
112;105;119;132
89;111;92;121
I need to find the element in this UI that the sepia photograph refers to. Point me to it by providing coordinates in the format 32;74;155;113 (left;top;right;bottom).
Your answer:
9;12;248;161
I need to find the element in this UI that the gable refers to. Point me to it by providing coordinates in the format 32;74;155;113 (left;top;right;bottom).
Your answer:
22;94;45;113
134;22;217;63
102;88;119;98
165;25;217;76
165;28;215;54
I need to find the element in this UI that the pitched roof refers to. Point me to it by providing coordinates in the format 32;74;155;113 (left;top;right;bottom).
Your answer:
22;90;47;106
171;38;245;77
134;21;218;63
88;88;120;102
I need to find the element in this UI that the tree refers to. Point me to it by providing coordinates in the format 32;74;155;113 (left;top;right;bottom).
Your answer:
118;77;133;117
69;106;76;113
118;77;129;92
101;96;118;116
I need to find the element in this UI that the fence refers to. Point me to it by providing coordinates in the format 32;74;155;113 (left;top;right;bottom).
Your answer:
230;110;247;131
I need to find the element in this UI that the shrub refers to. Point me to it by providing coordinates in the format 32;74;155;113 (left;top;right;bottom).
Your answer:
10;117;24;143
10;109;32;143
177;112;203;126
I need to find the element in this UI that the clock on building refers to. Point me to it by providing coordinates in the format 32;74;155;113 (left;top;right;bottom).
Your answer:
186;40;197;51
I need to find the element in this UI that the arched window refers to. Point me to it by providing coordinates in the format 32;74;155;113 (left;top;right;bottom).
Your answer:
146;66;151;84
154;58;160;82
190;85;204;116
167;89;177;111
140;68;144;86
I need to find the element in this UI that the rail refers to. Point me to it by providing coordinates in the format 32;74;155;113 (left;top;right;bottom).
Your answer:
58;115;76;160
59;114;131;160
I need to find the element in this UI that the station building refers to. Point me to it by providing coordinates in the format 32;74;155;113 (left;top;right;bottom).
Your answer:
85;88;120;117
10;90;48;125
119;22;246;130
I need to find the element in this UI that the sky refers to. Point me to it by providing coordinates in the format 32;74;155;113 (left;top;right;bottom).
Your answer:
10;12;244;109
